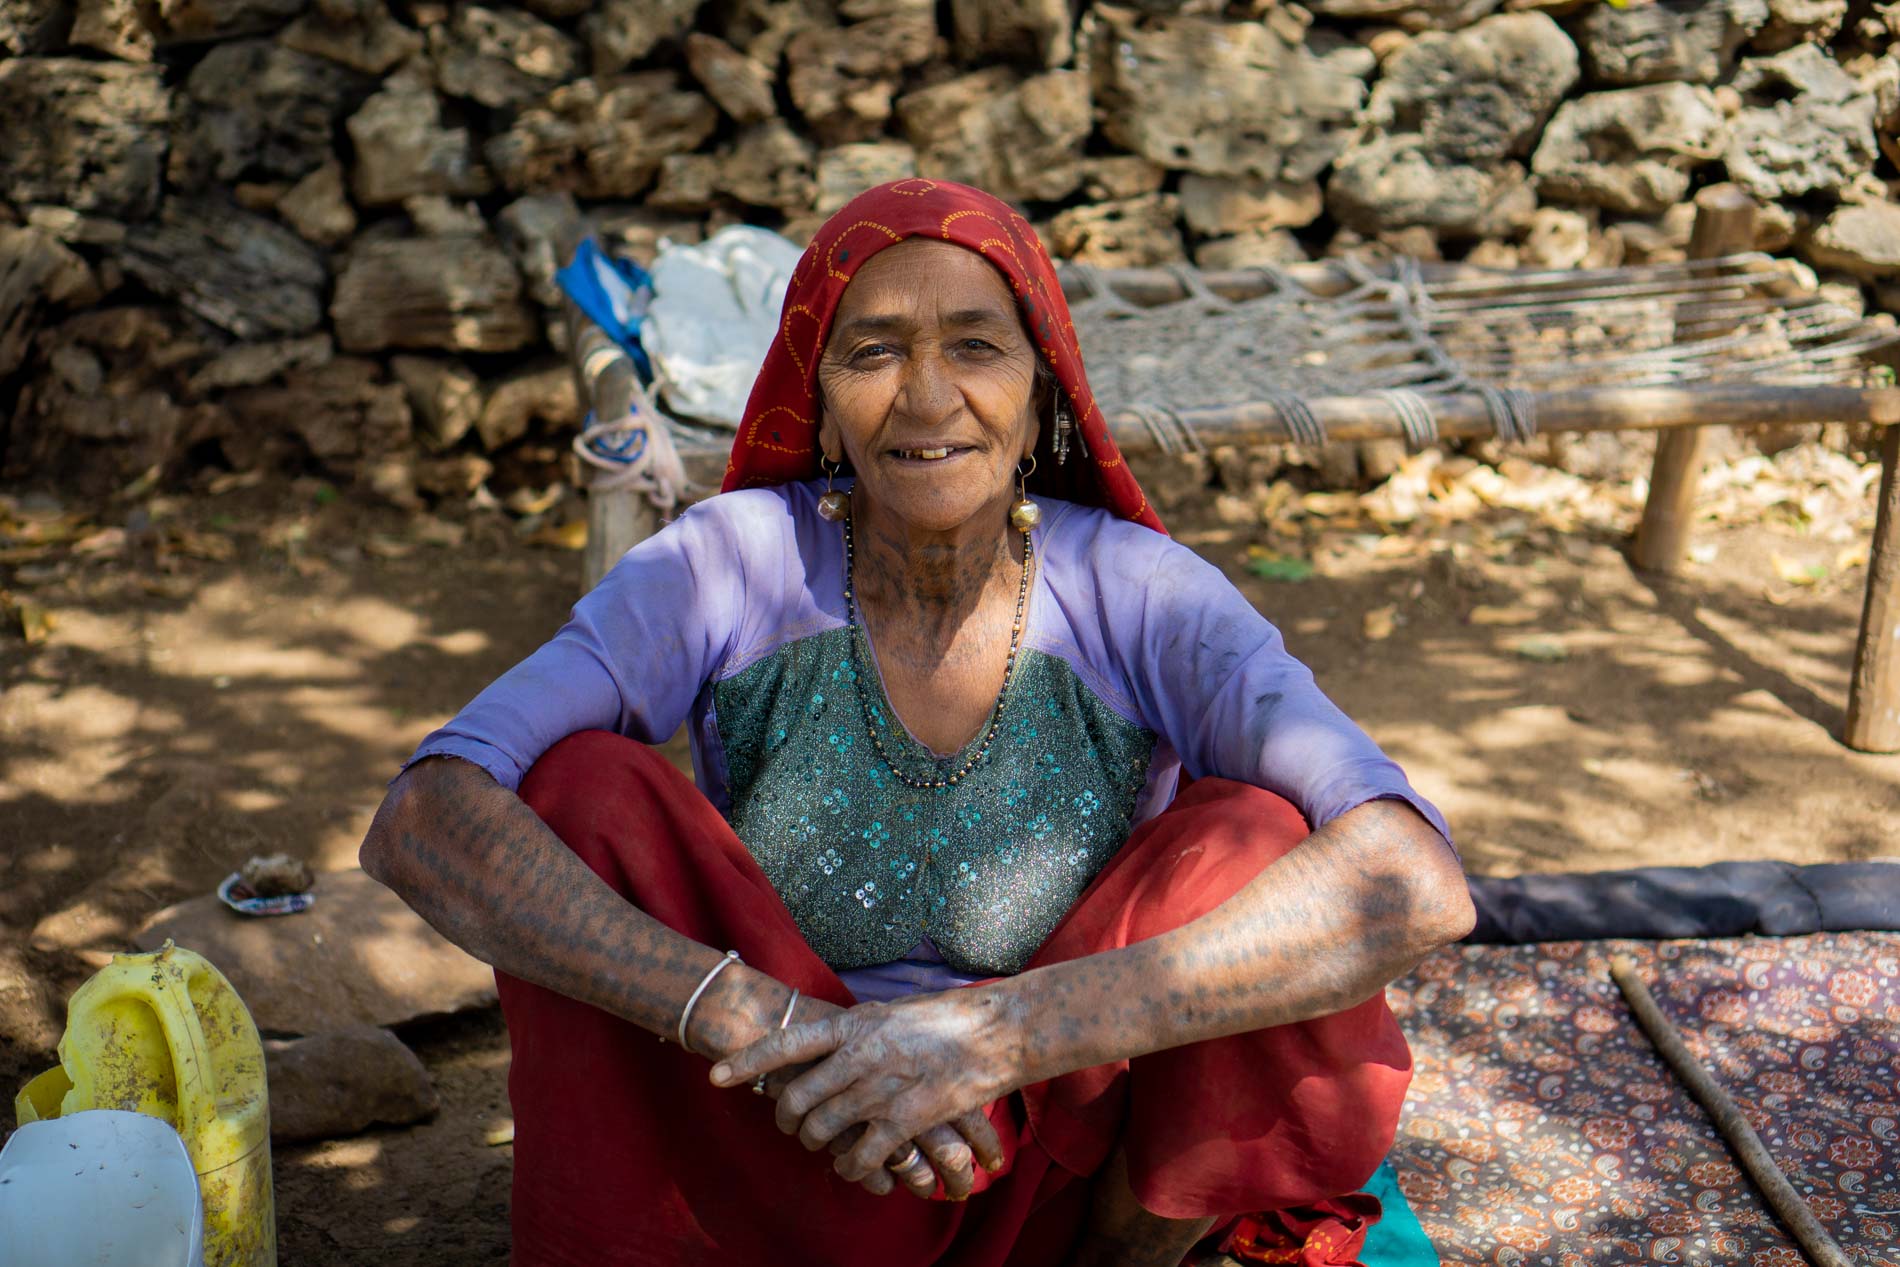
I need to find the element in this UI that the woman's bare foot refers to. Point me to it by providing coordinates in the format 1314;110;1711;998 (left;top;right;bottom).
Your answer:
1067;1144;1219;1267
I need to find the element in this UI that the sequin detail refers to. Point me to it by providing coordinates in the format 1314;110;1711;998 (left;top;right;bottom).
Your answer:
714;630;1157;975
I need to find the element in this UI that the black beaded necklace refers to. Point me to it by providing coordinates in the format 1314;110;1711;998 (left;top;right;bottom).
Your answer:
840;507;1034;791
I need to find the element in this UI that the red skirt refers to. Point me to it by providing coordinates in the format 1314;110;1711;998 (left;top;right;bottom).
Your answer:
499;731;1410;1267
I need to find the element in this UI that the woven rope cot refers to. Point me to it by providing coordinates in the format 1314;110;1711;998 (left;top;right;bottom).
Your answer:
569;191;1900;753
1048;189;1900;757
1062;252;1900;457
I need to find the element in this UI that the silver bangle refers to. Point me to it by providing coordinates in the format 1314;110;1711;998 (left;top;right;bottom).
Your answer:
677;950;741;1050
754;987;800;1094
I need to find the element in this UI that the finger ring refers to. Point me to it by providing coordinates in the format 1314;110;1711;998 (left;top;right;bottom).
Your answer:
885;1139;931;1177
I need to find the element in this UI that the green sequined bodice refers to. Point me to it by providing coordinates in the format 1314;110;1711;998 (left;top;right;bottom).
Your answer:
713;628;1158;975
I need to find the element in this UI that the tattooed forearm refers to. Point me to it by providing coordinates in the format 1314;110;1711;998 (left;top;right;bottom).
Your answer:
359;756;787;1053
993;799;1474;1086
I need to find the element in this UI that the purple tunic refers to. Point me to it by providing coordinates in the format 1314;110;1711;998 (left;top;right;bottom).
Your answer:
409;481;1449;992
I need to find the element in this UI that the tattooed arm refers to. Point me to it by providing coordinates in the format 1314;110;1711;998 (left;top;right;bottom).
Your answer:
360;755;794;1055
360;754;1004;1197
997;796;1471;1071
711;797;1472;1185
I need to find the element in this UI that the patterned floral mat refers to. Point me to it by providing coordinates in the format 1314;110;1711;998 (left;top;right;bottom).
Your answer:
1387;933;1900;1267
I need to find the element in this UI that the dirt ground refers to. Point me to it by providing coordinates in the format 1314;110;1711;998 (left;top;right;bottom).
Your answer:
3;436;1897;1264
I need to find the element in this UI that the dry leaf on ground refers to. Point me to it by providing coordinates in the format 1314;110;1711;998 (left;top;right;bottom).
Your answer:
1769;552;1826;586
15;599;56;645
1469;604;1539;626
528;520;588;551
1512;636;1568;662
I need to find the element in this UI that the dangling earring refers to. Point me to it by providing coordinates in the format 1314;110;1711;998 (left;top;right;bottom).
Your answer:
1051;393;1073;467
1009;455;1041;530
817;455;849;522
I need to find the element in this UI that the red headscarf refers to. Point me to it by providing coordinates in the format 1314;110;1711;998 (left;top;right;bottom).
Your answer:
721;179;1165;534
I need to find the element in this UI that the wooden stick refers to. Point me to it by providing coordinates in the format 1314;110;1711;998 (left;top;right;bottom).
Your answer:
1610;956;1856;1267
1847;421;1900;751
1632;185;1759;574
1102;384;1900;452
1053;251;1789;308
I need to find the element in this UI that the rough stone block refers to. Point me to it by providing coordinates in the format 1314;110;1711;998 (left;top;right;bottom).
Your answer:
332;235;539;353
278;159;359;247
1724;45;1880;202
787;14;939;144
1048;193;1185;268
1089;8;1366;182
121;198;328;339
949;0;1070;67
484;72;718;199
1533;83;1728;216
1178;174;1322;236
430;3;580;109
135;869;496;1036
279;3;425;75
1305;0;1502;31
715;119;815;211
814;142;918;215
582;0;703;75
167;40;374;190
1363;12;1580;163
684;31;776;123
0;59;170;221
897;68;1088;204
1805;200;1900;280
266;1026;439;1142
1579;0;1764;85
346;67;494;207
1327;135;1535;238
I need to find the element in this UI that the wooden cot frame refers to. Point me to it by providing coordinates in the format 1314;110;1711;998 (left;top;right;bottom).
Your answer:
569;188;1900;754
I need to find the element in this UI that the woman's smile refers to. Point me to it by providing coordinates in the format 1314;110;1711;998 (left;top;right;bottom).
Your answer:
887;444;976;465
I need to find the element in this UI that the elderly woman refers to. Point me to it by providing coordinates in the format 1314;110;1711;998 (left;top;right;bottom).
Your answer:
361;180;1472;1267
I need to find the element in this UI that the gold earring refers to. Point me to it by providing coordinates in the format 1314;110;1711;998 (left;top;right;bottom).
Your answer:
817;456;849;521
1009;455;1041;531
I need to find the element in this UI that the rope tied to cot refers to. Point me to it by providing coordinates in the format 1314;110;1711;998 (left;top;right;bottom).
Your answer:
1264;390;1327;448
1127;402;1207;458
1476;384;1540;445
571;367;692;513
1377;389;1439;452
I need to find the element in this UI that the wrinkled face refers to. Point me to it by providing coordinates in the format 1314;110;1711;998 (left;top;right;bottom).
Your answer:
816;239;1043;536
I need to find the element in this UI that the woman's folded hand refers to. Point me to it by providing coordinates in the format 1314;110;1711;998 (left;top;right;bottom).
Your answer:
710;987;1020;1196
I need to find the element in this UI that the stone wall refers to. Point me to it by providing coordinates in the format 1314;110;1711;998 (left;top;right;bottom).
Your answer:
2;0;1897;499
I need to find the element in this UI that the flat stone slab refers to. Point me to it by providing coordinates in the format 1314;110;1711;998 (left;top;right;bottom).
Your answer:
135;868;496;1036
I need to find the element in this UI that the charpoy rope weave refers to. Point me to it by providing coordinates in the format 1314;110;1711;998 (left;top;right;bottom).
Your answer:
1067;253;1897;450
1378;388;1439;452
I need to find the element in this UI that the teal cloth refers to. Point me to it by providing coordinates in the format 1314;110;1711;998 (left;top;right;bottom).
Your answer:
1362;1160;1438;1266
715;632;1157;975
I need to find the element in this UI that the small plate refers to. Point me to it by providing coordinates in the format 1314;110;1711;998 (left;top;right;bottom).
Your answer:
217;872;315;917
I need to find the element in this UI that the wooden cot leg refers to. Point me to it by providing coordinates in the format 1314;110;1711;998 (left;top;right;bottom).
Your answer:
1847;423;1900;752
1632;427;1711;573
1631;186;1759;574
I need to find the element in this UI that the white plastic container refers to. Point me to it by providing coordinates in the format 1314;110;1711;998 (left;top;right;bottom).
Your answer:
0;1108;206;1267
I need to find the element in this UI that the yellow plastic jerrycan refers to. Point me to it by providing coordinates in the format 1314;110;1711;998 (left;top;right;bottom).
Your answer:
14;940;276;1267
